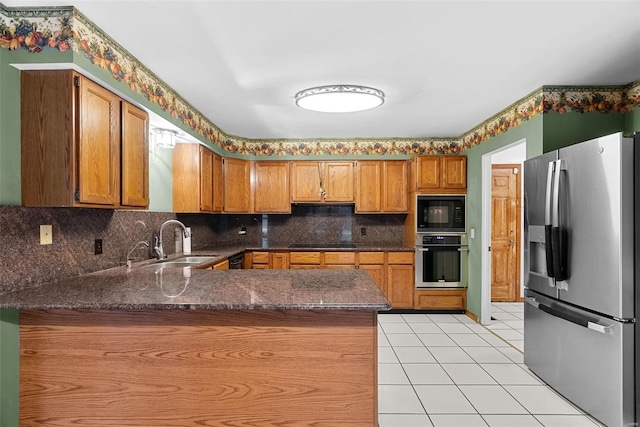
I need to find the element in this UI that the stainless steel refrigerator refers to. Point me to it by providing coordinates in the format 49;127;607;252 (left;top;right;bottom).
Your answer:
524;132;637;427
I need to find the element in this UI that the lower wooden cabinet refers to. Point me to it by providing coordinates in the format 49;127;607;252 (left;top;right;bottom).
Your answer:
269;252;290;269
387;264;414;308
213;260;229;270
414;289;467;310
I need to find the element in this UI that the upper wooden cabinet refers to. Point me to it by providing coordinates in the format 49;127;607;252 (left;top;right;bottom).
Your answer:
223;157;251;213
290;161;354;203
356;160;408;213
254;161;290;213
121;102;149;207
212;153;223;212
173;143;219;213
414;155;467;191
21;70;149;209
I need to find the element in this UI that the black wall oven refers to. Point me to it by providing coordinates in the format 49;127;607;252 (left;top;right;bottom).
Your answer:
415;234;468;288
416;195;466;233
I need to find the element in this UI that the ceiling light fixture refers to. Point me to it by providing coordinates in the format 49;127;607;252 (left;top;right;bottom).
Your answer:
295;84;385;113
152;128;179;149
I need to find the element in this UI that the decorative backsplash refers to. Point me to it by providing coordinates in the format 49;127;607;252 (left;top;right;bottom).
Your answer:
1;3;638;158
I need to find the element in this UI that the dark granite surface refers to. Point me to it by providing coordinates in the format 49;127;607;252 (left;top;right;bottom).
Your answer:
0;263;390;311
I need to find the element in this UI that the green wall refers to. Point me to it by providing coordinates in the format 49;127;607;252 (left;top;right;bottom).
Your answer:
463;116;543;317
542;111;627;152
626;106;640;134
0;310;19;426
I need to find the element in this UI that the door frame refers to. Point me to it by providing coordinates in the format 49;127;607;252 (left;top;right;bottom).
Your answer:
480;139;526;325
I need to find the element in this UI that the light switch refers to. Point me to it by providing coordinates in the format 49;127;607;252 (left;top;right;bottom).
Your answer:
40;225;53;245
470;228;475;239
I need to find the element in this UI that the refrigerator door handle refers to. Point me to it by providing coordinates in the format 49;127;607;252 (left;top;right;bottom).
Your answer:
526;297;611;334
550;159;567;281
544;161;556;278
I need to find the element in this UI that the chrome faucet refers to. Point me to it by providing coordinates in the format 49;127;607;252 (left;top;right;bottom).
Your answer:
154;220;189;259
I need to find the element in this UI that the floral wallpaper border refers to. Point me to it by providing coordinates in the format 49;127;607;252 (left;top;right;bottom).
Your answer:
1;3;638;158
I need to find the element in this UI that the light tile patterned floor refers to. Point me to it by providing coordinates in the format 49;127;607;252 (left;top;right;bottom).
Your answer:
377;304;605;427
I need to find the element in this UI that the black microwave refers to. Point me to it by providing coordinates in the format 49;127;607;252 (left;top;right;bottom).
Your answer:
416;195;466;233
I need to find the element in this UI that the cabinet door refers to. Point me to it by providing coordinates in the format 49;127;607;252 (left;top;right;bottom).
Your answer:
77;76;121;205
442;156;467;189
290;162;321;202
199;147;214;212
355;161;382;213
121;102;149;208
224;158;251;212
172;144;200;212
254;162;291;213
324;162;354;202
360;264;386;295
388;264;414;309
212;153;223;212
382;161;408;212
415;156;441;189
269;252;290;269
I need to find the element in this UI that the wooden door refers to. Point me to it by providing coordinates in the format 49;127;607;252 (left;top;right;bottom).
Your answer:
212;153;224;212
388;264;414;308
382;161;408;212
254;162;290;213
324;162;354;202
77;76;121;205
224;158;250;212
172;143;200;212
290;162;321;202
199;147;214;212
442;156;467;189
120;102;148;208
355;161;381;213
490;164;521;302
415;156;440;189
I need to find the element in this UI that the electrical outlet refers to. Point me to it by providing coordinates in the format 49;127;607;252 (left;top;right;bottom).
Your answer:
360;227;367;236
94;239;103;255
40;225;52;245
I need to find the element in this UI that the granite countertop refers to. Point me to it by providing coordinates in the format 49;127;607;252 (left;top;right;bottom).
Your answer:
0;251;390;311
245;244;414;251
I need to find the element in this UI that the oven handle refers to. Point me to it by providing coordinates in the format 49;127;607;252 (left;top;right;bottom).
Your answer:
416;246;466;252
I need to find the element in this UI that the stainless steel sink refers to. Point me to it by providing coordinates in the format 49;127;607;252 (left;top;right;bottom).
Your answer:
141;255;218;269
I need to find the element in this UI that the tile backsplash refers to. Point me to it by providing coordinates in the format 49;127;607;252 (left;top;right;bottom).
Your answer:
0;205;406;293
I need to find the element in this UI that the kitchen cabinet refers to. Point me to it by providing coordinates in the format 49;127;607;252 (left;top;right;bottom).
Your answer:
249;251;270;269
213;260;229;270
358;252;386;295
269;252;290;269
414;155;467;191
173;143;217;213
21;70;148;209
324;252;356;269
121;102;150;207
356;161;408;213
290;161;354;203
414;289;467;310
224;158;251;213
212;153;223;212
387;252;414;309
289;252;322;269
254;161;291;213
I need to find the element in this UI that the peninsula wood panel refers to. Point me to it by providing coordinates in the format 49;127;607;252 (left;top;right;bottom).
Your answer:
20;309;377;426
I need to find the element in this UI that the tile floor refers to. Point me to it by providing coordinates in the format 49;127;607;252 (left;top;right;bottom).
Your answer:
377;303;605;427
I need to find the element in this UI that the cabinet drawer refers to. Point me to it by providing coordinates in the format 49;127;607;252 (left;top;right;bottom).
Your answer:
358;252;384;264
325;265;357;270
252;252;270;264
388;252;413;264
289;252;322;265
324;252;356;265
414;289;467;310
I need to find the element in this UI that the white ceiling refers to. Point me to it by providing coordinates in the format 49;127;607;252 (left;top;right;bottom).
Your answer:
5;0;640;140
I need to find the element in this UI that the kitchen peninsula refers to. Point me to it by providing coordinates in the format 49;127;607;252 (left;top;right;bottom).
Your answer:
0;261;389;426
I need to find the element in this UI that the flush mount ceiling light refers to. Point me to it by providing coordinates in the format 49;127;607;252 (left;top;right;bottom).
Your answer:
295;85;385;113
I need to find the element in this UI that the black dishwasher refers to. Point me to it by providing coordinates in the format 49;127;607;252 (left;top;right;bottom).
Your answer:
228;252;244;269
